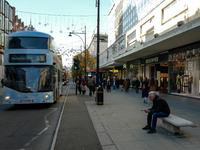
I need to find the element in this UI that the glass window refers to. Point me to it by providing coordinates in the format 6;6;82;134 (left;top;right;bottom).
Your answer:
8;37;48;49
0;14;2;29
0;30;2;46
0;0;2;13
5;18;8;31
4;66;53;92
1;31;4;46
2;15;4;30
9;54;46;63
4;2;7;17
2;0;4;13
0;54;3;65
9;6;13;20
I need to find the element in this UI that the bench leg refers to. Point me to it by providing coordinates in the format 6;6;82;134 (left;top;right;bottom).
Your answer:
162;120;180;134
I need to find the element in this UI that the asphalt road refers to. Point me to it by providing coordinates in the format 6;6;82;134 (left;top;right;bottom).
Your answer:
0;85;68;150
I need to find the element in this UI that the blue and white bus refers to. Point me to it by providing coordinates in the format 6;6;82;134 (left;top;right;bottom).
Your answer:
3;31;62;104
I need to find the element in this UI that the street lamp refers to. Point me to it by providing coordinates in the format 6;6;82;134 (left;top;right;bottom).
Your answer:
69;27;87;80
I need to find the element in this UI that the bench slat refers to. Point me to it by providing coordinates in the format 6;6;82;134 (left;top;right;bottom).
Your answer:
160;114;193;127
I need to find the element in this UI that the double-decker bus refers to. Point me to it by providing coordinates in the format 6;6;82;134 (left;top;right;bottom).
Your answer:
3;31;62;104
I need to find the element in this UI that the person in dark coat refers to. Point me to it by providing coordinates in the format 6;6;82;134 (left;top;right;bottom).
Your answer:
106;78;111;92
77;78;82;94
116;78;120;89
102;78;106;89
142;77;149;103
123;79;130;93
120;78;124;91
142;91;170;134
135;77;140;93
87;76;94;96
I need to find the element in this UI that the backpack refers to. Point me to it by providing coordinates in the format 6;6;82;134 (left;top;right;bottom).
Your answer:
88;79;93;86
142;84;146;90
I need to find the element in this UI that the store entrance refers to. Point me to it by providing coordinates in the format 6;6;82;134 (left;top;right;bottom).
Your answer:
154;63;168;92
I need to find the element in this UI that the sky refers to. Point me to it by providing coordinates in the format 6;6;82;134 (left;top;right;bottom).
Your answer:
8;0;113;66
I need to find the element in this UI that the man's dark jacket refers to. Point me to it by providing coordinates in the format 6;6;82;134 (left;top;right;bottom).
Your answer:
149;95;170;115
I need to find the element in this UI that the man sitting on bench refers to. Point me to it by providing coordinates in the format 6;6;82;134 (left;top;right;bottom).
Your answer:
142;91;171;134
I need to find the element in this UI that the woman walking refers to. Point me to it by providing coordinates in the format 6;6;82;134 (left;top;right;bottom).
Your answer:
106;78;111;92
81;79;87;95
123;79;130;93
142;77;149;103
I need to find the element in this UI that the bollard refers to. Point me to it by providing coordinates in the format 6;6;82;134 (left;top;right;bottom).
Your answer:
96;87;103;105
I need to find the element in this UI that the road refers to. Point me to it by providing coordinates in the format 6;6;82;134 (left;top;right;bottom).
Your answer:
0;85;68;150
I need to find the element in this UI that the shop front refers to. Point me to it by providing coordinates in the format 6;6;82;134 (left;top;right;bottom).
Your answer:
169;48;200;97
128;59;145;83
115;64;127;79
145;54;168;91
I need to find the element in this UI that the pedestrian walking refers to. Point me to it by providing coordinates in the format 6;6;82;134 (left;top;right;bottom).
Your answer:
81;79;87;95
112;77;116;92
120;78;124;91
78;78;82;94
116;77;120;89
102;78;106;89
142;77;149;103
135;77;140;93
123;78;130;93
106;78;111;92
1;78;4;87
142;91;170;134
87;76;94;96
92;76;96;94
132;76;136;90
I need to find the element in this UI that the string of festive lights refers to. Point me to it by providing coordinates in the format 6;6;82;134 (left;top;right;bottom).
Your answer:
16;10;108;17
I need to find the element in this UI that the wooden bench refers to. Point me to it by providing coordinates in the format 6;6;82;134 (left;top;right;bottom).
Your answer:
159;114;193;134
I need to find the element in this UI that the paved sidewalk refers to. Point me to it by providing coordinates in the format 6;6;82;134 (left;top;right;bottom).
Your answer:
53;84;102;150
86;88;200;150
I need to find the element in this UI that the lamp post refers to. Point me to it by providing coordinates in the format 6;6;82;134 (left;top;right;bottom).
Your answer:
69;28;86;80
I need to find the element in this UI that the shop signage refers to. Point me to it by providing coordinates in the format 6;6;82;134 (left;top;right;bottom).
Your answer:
130;64;133;69
114;70;118;73
146;57;158;64
123;64;127;69
169;52;186;61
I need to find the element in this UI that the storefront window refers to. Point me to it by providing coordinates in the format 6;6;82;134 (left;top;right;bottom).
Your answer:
0;14;2;29
169;52;186;93
169;49;200;97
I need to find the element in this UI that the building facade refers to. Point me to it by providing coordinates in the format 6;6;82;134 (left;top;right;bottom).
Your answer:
0;0;13;81
100;0;200;98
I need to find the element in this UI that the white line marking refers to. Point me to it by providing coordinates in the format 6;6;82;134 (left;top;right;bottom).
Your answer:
50;84;70;150
22;108;58;148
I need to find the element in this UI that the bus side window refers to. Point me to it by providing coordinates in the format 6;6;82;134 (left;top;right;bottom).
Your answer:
58;70;60;82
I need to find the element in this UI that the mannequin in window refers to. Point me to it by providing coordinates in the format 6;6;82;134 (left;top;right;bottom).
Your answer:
176;74;181;93
188;72;193;94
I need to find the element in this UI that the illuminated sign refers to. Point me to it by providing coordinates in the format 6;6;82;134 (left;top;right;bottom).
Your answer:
146;57;158;64
9;54;46;63
123;64;127;69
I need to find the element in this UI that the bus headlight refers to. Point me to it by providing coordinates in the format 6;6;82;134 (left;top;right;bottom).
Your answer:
5;95;10;101
44;94;50;100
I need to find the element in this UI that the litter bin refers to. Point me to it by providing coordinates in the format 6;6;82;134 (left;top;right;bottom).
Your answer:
96;87;103;105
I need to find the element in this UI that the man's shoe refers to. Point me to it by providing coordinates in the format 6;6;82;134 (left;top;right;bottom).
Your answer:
147;129;156;134
142;126;151;130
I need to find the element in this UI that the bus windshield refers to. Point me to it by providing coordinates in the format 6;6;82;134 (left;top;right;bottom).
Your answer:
8;37;48;49
4;66;53;92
